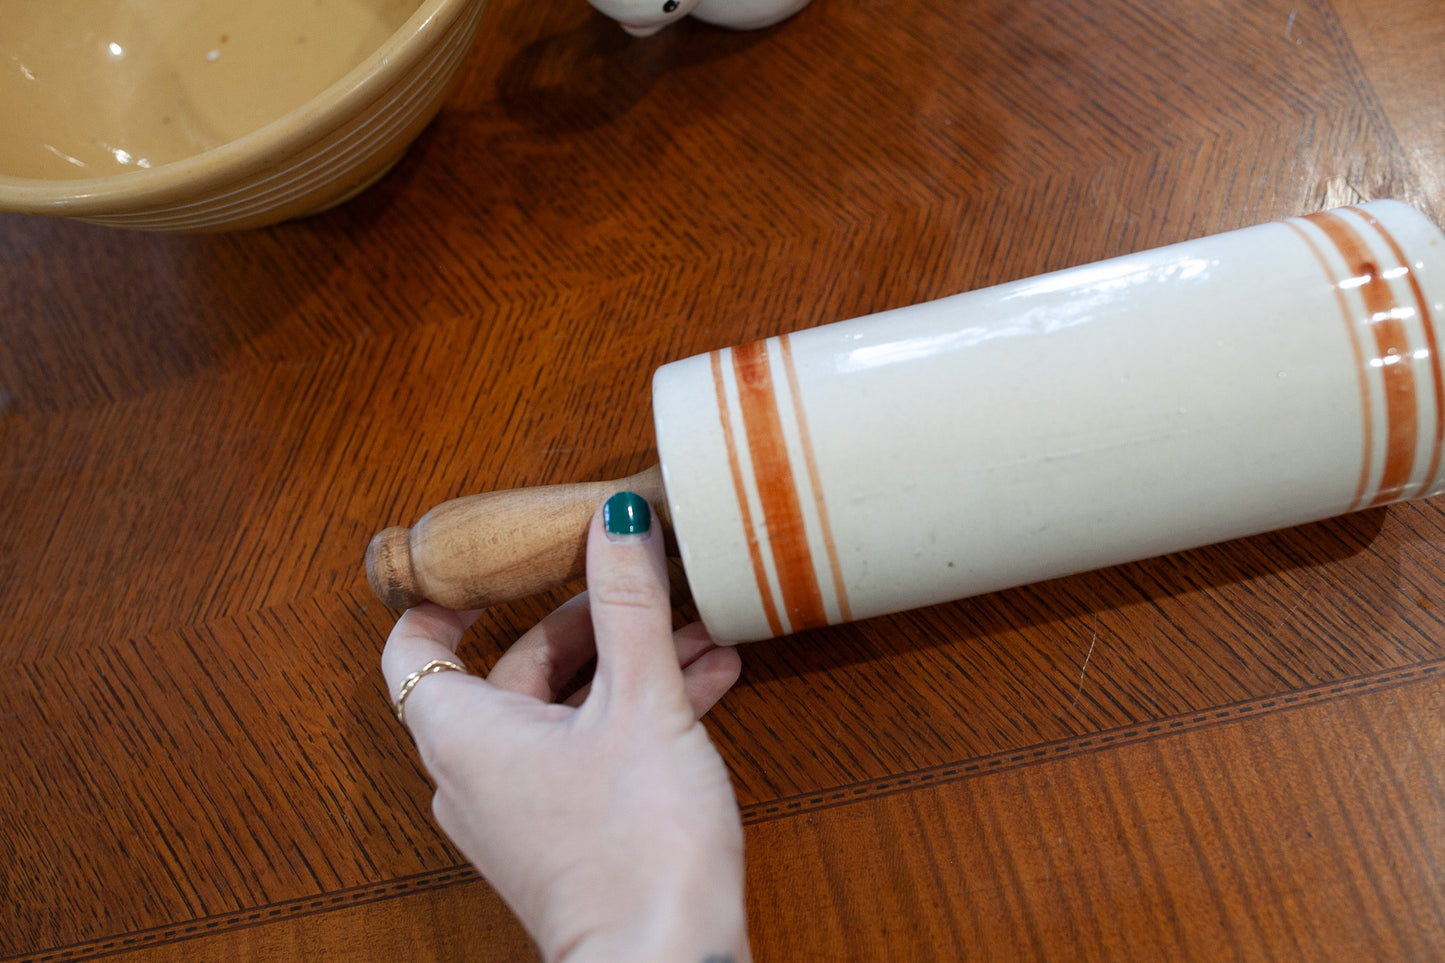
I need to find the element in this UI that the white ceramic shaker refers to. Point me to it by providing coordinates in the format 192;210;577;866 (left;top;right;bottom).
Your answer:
652;200;1445;643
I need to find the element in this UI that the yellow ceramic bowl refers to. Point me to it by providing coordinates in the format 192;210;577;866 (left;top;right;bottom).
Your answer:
0;0;488;232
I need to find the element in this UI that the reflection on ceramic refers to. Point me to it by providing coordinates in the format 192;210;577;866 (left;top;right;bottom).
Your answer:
588;0;811;37
0;0;488;231
653;200;1445;643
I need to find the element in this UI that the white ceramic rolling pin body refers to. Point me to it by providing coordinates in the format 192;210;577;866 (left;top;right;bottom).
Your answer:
652;200;1445;643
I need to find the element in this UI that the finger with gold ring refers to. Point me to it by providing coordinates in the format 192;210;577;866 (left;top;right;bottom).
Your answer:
394;658;468;725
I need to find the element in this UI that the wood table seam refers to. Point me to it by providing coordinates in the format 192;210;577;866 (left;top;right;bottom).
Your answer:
738;658;1445;824
10;657;1441;963
2;869;481;963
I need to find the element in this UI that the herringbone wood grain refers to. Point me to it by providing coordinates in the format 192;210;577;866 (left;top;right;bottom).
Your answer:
3;0;1442;958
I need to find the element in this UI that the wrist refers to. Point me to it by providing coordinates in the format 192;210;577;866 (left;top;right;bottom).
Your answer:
556;917;750;963
546;856;750;963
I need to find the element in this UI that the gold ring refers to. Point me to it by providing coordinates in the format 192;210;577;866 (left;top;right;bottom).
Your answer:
394;658;467;725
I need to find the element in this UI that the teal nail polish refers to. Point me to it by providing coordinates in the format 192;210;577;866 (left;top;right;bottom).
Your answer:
604;491;651;538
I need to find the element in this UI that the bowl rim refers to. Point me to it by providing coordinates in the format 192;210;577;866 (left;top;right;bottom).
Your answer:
0;0;476;215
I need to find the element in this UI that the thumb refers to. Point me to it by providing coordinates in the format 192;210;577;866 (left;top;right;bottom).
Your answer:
584;491;689;714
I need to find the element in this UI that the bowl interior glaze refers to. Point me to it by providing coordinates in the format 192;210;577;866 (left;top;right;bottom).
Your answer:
1;0;424;180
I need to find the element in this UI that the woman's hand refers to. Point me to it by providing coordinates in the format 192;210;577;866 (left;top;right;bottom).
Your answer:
381;492;750;963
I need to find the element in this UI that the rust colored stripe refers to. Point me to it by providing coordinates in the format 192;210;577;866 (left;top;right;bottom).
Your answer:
1346;205;1444;497
1284;220;1374;512
711;349;783;638
732;339;829;633
778;334;852;624
1307;211;1419;506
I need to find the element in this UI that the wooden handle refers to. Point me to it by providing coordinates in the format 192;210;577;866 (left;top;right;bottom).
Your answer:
365;465;669;610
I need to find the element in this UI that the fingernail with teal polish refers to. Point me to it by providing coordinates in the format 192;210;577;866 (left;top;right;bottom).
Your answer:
603;491;651;539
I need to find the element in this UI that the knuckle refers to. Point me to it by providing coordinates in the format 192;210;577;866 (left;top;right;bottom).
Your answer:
410;698;465;778
591;571;668;613
415;732;453;781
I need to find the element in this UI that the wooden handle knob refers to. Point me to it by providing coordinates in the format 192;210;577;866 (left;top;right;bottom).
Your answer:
365;464;669;610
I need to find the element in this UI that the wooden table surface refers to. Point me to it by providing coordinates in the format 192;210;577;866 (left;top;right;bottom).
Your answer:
4;0;1443;958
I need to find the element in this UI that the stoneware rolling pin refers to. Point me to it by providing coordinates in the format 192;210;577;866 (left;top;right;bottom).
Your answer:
367;200;1445;643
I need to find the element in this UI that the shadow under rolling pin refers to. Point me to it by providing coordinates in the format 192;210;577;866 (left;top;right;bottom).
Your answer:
367;200;1445;644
